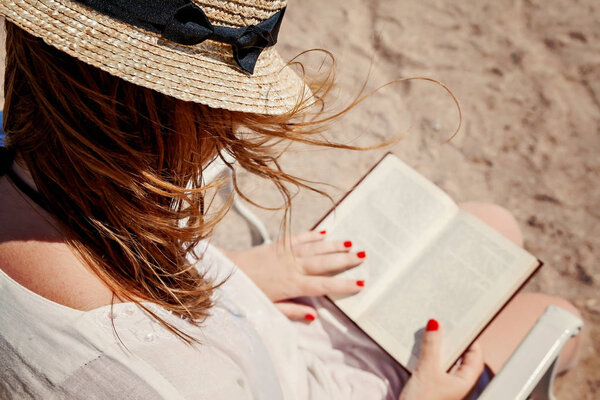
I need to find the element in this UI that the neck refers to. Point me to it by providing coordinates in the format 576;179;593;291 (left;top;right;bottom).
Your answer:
12;157;37;190
0;158;62;241
5;156;57;216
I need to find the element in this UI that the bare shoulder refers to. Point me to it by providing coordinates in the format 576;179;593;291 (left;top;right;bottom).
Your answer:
0;177;115;311
0;240;115;311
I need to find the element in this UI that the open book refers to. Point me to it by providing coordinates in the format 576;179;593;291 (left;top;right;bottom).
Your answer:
314;153;541;373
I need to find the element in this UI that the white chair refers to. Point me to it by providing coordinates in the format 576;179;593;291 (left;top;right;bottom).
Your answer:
204;154;584;400
203;152;271;246
479;305;583;400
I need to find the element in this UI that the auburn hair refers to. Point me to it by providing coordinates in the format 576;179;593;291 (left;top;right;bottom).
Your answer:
2;21;372;341
3;20;459;341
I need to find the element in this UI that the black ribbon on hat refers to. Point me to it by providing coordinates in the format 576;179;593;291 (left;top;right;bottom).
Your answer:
73;0;286;74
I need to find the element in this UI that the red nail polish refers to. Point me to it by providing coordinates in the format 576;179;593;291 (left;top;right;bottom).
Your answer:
304;314;315;322
357;251;366;258
356;280;365;287
319;230;326;235
344;241;352;248
426;319;439;331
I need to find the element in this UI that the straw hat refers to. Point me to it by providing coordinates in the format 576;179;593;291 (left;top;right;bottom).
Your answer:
0;0;305;115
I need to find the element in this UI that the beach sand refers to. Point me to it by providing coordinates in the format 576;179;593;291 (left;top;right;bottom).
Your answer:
1;0;598;397
212;1;599;398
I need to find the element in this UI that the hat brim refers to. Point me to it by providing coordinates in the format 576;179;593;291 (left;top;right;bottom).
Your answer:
0;0;306;115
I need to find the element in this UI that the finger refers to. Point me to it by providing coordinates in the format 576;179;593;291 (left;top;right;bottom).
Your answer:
295;239;355;257
301;252;365;275
415;319;443;374
299;276;364;297
452;341;484;383
275;301;318;322
290;230;327;246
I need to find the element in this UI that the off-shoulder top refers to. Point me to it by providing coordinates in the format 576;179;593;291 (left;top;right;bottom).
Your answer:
0;237;409;399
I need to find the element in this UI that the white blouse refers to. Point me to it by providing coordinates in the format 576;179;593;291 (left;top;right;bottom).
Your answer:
0;241;408;399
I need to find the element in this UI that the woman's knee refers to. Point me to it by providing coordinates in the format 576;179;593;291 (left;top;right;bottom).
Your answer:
515;292;581;320
458;201;524;247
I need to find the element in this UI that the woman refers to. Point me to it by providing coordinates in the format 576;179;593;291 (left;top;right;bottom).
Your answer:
0;0;580;399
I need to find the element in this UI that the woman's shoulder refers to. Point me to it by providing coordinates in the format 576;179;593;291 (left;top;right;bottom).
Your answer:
0;239;116;311
0;175;116;312
0;243;281;399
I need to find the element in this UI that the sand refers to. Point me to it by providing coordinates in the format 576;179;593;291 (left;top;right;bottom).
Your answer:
213;1;600;398
1;0;599;398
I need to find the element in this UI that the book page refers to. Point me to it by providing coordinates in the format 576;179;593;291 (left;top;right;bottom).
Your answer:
316;154;458;317
357;211;538;371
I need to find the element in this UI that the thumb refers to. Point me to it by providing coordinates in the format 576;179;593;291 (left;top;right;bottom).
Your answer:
416;318;443;374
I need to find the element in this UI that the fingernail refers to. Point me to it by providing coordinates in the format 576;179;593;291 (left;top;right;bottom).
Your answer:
426;319;439;331
356;280;365;287
357;251;366;259
344;241;352;248
304;314;316;322
319;230;327;235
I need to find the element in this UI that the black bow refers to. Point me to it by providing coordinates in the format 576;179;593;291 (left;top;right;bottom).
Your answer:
73;0;286;74
162;4;285;74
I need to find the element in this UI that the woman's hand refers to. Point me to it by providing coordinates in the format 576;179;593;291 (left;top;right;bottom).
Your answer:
399;319;485;400
222;230;366;321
